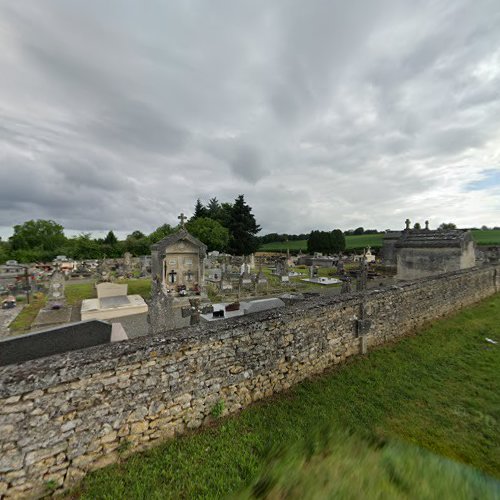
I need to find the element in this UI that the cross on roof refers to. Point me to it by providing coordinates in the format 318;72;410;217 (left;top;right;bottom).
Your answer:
178;212;187;227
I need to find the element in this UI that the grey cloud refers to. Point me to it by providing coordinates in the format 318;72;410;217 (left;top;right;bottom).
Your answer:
0;0;499;238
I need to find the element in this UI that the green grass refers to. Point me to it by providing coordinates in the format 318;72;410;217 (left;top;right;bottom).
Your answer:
9;294;47;333
260;234;384;252
65;279;151;305
238;430;499;500
472;229;500;245
260;229;500;252
73;293;500;499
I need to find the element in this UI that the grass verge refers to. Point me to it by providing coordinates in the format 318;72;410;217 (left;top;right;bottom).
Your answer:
8;294;47;333
72;293;500;499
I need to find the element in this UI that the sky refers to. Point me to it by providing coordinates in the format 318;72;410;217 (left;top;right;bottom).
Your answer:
0;0;499;240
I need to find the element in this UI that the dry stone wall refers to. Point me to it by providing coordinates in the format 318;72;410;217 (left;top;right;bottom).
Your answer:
0;265;499;498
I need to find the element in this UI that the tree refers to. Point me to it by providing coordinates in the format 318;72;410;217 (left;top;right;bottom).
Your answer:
331;229;346;253
0;238;10;264
70;233;101;259
307;229;345;254
438;222;457;230
227;195;261;255
149;224;174;244
206;197;222;220
124;231;150;256
9;219;66;252
192;199;208;219
353;227;364;235
413;222;421;230
186;217;230;252
103;231;118;246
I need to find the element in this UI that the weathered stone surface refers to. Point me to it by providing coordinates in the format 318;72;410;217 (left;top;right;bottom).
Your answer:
0;450;23;472
0;265;498;496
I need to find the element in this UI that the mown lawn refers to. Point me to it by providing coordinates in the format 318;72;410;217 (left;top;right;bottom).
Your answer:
65;279;151;305
72;293;500;499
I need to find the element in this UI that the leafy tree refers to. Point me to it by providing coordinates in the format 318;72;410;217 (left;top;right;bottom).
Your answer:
331;229;346;253
149;224;174;244
413;222;421;230
70;233;101;259
353;227;364;235
0;238;10;264
227;195;261;255
438;222;457;230
307;229;344;254
124;231;150;256
186;217;229;252
9;219;66;252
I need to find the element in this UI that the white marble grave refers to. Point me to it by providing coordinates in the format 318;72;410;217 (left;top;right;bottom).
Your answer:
81;283;148;321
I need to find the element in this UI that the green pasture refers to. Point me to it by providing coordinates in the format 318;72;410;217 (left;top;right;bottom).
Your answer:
260;229;500;252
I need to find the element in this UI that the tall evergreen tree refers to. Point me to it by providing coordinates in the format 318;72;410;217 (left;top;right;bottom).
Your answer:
103;230;118;246
193;199;208;219
206;197;222;220
227;195;261;255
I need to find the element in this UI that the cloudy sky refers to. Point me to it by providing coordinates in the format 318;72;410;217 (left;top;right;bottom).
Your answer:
0;0;499;239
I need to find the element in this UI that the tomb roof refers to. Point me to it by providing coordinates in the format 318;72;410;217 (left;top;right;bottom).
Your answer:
395;229;472;248
151;228;207;255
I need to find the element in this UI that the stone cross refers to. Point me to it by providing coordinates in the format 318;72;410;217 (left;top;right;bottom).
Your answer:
181;298;202;325
178;213;187;227
356;260;368;292
425;220;429;230
405;218;411;230
340;276;352;294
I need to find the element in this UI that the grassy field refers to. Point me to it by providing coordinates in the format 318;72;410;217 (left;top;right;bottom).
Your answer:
72;293;500;499
65;278;151;305
472;229;500;245
260;229;500;252
260;234;384;252
9;293;47;333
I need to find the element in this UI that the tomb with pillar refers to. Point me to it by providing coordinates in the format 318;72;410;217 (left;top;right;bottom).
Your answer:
148;214;212;334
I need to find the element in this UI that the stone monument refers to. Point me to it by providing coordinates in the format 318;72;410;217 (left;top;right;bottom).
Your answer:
148;216;209;334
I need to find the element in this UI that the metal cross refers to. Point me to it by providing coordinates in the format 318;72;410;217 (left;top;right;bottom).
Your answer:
168;269;177;284
178;213;187;227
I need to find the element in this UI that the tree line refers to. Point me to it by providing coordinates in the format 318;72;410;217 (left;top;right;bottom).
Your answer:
0;195;261;263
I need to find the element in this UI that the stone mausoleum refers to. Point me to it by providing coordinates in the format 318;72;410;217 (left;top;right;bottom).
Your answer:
148;220;209;334
395;220;476;280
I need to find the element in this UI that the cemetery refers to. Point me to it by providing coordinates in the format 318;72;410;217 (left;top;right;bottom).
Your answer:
0;218;499;498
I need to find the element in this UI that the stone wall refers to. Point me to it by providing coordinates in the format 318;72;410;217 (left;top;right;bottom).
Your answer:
1;265;499;498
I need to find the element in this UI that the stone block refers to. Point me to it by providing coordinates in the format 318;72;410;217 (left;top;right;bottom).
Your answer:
0;449;23;472
130;421;148;434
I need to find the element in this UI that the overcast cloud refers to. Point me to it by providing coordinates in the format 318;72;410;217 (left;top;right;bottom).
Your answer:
0;0;499;239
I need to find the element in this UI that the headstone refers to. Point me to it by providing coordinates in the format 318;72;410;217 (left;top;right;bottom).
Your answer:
341;277;352;294
96;282;128;299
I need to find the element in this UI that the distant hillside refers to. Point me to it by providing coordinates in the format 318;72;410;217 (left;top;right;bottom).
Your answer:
260;233;384;252
260;230;500;252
